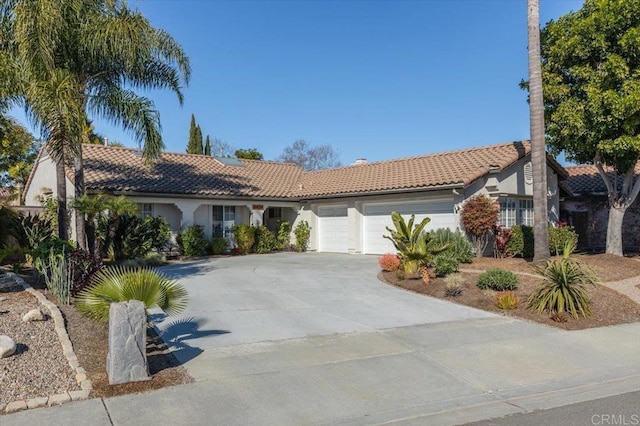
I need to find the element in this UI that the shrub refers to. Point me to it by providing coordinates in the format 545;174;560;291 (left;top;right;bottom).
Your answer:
384;213;448;274
429;228;474;264
477;268;518;291
146;216;172;254
254;226;278;254
528;241;597;319
75;266;188;323
210;234;228;255
378;253;401;271
107;214;158;261
506;225;534;259
142;252;166;266
179;225;209;257
495;291;520;310
34;246;73;305
493;225;513;258
444;274;465;297
277;221;292;250
293;220;311;252
68;248;104;296
233;223;255;255
433;254;459;276
460;195;499;257
548;225;579;256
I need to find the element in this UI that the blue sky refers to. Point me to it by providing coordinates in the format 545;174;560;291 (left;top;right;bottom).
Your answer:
12;0;585;165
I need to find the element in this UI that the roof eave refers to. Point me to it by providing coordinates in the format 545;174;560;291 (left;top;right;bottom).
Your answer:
298;183;466;201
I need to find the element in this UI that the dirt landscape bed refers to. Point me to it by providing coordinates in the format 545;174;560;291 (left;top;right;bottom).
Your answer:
379;254;640;331
0;271;193;412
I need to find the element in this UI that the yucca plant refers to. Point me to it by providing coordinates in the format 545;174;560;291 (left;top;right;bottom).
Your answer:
384;212;449;275
75;266;188;323
527;241;597;319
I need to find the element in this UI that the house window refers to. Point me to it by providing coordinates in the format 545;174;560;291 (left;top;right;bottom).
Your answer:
139;203;153;219
212;206;236;238
499;198;533;228
518;199;534;226
268;207;282;220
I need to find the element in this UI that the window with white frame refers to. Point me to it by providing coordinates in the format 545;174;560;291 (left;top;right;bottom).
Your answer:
499;198;533;228
518;199;534;226
212;206;236;238
139;203;153;219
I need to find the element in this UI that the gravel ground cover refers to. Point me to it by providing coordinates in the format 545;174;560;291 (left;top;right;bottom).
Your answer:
0;290;79;406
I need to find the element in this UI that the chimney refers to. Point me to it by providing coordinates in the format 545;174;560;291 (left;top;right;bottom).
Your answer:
353;158;367;165
104;137;109;146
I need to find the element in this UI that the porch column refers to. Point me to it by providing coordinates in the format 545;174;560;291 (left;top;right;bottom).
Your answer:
174;201;201;228
246;204;268;227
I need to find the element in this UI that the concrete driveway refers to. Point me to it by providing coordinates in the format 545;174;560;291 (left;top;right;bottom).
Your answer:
6;253;639;425
152;252;493;367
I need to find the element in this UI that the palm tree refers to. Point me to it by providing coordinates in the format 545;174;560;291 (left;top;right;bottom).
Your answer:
527;0;550;263
3;0;190;245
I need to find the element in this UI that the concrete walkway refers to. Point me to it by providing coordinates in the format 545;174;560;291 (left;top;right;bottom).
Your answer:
3;253;639;425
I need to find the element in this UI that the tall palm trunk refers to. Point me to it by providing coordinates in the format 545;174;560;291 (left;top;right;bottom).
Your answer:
55;158;68;240
74;146;86;250
528;0;550;263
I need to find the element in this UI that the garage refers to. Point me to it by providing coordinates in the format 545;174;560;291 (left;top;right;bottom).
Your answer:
362;200;455;254
317;205;349;253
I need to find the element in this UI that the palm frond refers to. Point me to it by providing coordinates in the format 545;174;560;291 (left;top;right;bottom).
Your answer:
76;266;188;323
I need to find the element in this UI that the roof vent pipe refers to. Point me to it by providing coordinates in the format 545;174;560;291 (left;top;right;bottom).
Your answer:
353;158;367;165
104;137;109;146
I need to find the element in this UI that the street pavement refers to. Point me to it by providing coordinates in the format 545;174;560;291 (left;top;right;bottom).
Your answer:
3;253;639;425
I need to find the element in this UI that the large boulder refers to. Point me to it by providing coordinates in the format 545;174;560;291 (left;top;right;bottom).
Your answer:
0;335;16;358
106;301;151;385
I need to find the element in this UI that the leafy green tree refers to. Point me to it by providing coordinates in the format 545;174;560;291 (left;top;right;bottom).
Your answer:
235;148;264;160
204;134;211;155
0;115;40;198
277;140;341;171
538;0;640;255
2;0;190;245
527;0;549;263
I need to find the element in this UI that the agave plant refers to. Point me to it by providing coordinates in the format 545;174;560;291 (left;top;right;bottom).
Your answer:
76;266;188;323
527;241;597;319
383;212;449;275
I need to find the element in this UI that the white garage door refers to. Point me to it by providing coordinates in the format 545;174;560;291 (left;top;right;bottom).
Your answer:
363;200;455;255
318;206;349;253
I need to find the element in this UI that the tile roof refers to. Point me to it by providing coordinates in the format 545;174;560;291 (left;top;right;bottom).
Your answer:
296;141;536;198
74;140;559;200
80;145;303;199
565;162;640;195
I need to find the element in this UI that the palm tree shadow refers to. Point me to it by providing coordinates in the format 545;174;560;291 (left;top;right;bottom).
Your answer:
149;314;230;365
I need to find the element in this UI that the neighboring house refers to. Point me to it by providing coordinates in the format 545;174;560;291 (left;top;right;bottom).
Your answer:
562;163;640;252
23;140;567;255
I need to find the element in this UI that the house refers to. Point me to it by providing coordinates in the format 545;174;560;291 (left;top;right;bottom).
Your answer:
561;163;640;251
23;140;567;255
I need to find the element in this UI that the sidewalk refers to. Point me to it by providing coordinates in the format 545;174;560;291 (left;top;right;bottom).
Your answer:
3;316;639;425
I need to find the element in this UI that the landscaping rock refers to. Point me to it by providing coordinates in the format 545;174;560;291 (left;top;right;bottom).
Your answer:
106;301;150;385
0;335;16;358
22;308;46;322
0;296;7;302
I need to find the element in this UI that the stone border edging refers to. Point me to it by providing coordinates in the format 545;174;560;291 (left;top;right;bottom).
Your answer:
1;273;92;414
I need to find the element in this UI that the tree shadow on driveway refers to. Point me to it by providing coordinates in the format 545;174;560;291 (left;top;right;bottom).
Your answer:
149;313;230;364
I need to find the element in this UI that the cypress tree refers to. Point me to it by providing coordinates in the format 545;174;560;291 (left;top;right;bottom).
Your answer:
204;135;211;155
186;114;202;154
195;125;203;154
